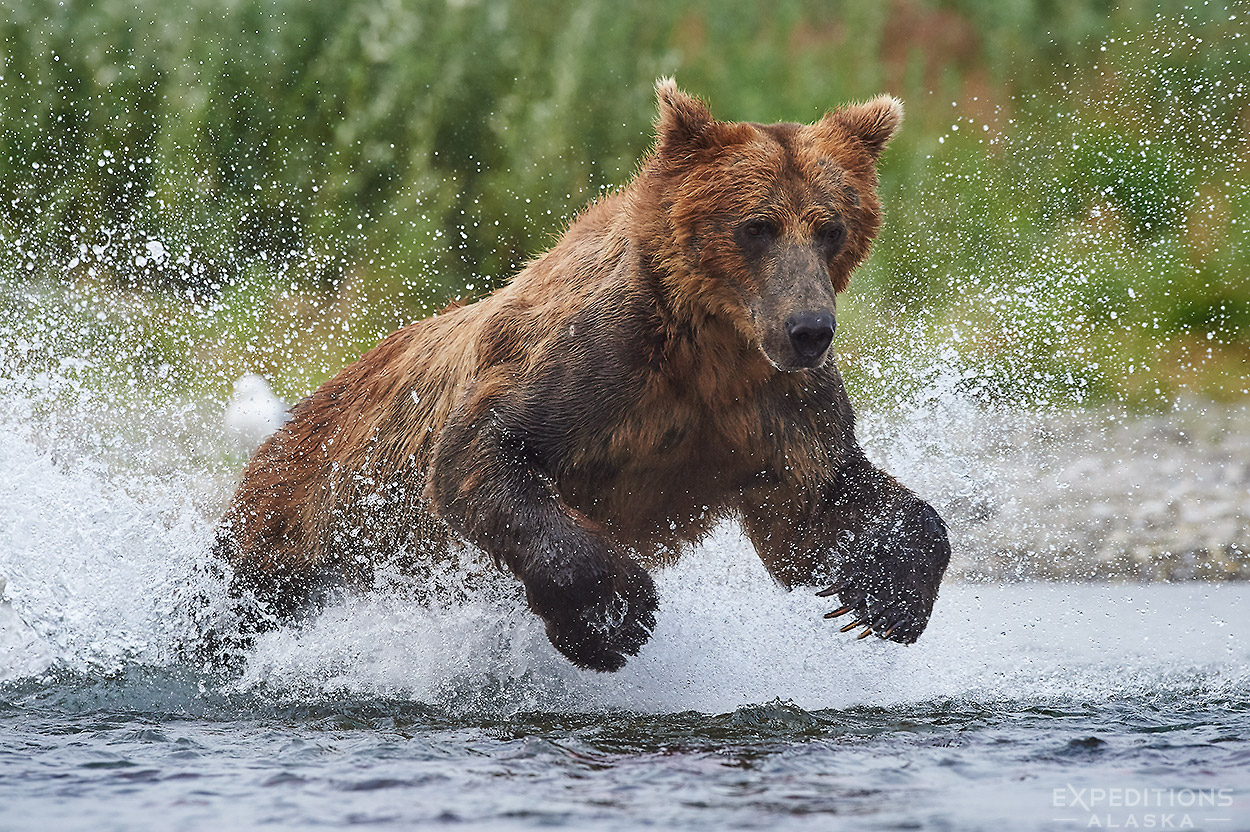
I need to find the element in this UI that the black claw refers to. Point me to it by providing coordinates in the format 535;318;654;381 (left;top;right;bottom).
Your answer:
823;605;854;619
880;614;916;642
816;581;849;598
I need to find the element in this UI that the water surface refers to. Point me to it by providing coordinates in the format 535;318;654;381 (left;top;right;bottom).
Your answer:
3;526;1246;831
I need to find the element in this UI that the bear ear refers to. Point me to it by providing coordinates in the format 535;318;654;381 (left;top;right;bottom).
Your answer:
654;78;716;158
823;95;904;160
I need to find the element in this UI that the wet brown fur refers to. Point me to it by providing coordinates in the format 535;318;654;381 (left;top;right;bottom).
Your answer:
215;81;949;671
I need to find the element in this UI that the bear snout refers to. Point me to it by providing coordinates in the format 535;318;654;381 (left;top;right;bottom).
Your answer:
786;310;836;364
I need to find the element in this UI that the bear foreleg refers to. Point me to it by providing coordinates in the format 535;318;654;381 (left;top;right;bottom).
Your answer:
426;373;658;671
742;451;949;644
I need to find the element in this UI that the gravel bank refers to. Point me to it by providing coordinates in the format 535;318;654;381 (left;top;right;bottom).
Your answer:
866;400;1250;581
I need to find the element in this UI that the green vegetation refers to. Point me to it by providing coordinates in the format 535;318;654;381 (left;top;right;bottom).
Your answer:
1;0;1246;407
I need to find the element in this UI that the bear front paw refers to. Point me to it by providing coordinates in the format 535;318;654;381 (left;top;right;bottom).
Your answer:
819;501;950;644
522;536;658;672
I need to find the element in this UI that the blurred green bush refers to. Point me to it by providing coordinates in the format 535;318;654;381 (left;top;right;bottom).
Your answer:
0;0;1246;405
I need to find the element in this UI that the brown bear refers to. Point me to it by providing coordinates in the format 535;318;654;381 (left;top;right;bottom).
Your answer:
213;80;950;672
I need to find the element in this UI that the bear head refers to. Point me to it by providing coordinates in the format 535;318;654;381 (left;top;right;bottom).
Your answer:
648;79;902;372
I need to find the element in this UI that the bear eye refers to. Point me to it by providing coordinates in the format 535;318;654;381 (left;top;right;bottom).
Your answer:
819;222;847;253
741;219;776;239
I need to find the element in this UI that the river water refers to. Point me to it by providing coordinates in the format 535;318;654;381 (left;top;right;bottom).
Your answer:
1;576;1246;831
1;410;1247;829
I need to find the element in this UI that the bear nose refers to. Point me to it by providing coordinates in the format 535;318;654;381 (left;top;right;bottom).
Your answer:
786;310;836;360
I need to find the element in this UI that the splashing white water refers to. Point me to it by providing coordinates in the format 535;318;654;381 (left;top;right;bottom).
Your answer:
223;373;288;454
0;416;225;678
1;398;1245;713
230;526;1247;714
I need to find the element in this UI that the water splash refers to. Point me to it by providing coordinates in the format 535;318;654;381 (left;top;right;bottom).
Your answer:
227;530;1250;715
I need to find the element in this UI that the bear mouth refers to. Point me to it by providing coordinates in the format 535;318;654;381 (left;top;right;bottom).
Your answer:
788;353;829;370
759;345;831;373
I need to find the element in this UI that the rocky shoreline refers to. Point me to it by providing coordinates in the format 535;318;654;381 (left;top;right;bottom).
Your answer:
868;401;1250;582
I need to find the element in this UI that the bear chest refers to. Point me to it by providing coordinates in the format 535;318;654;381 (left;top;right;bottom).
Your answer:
554;394;820;547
